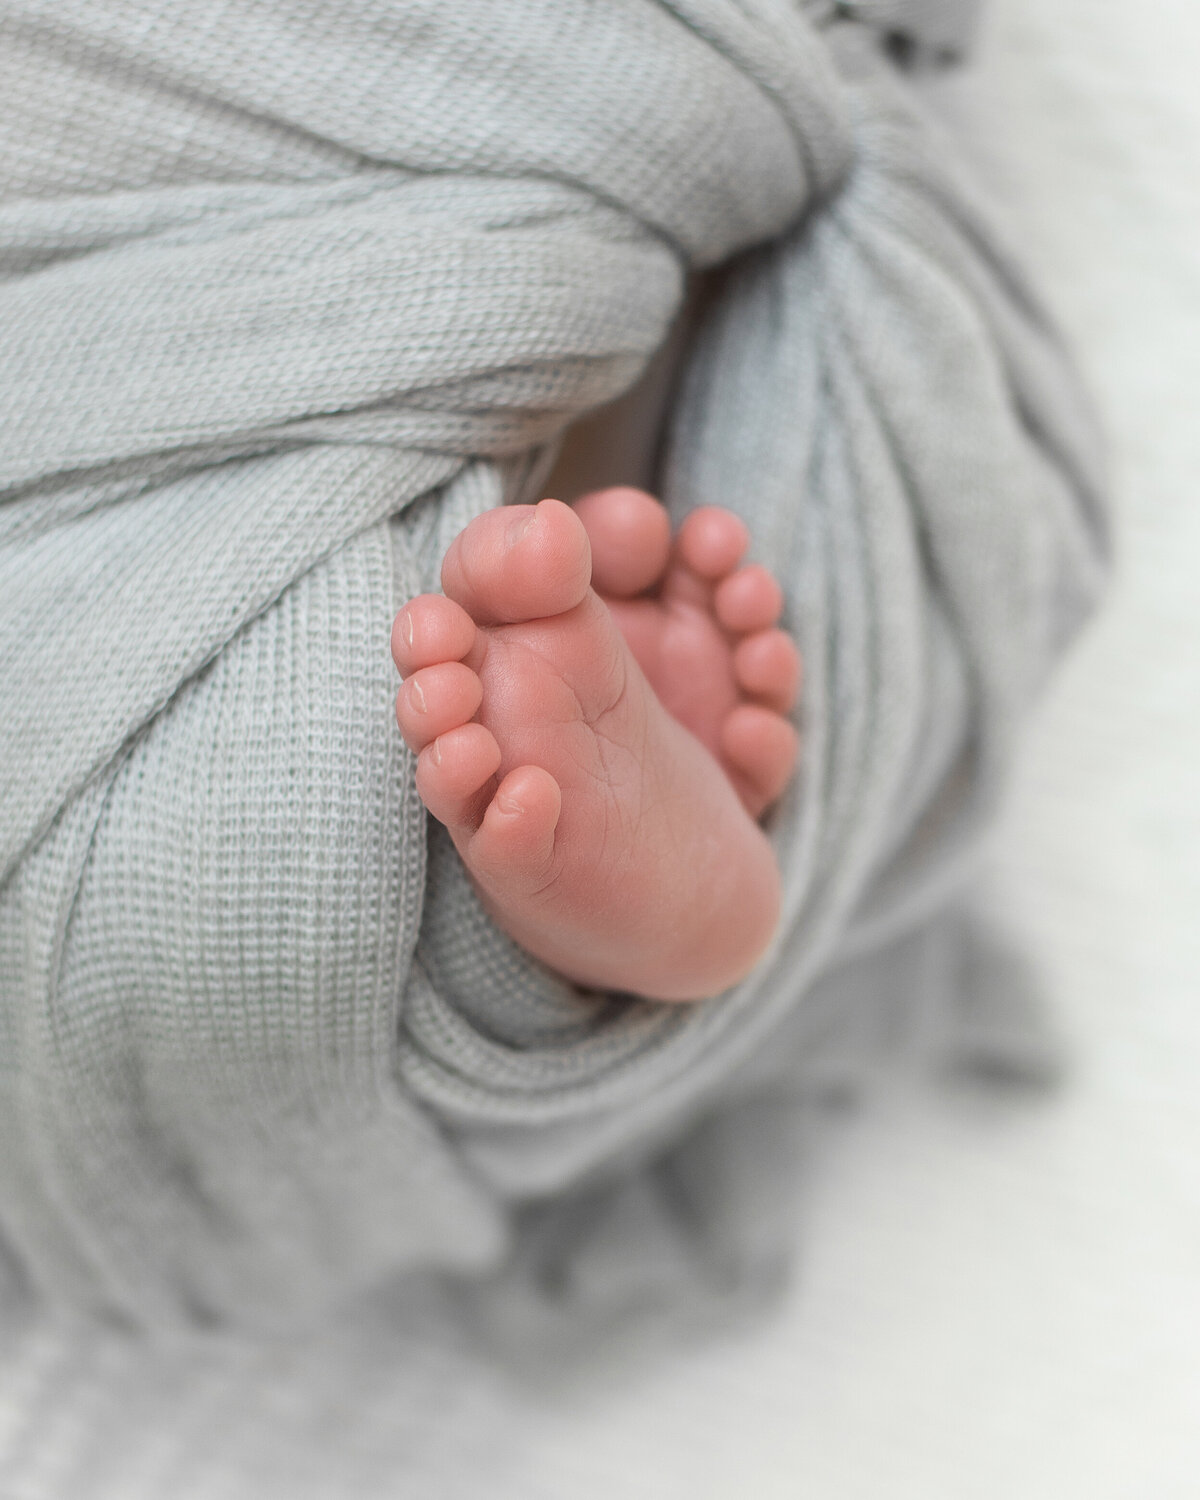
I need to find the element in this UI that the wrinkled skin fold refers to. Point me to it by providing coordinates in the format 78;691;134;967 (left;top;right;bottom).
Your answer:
0;0;1107;1334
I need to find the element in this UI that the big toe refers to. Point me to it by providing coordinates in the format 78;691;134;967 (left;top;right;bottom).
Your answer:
573;487;672;599
441;499;592;626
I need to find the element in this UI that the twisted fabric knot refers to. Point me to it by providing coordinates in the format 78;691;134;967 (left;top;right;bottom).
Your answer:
0;0;860;496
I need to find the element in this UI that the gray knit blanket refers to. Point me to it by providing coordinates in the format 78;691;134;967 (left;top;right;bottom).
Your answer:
0;0;1107;1344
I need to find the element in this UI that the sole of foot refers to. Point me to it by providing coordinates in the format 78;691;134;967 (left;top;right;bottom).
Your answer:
392;494;800;1002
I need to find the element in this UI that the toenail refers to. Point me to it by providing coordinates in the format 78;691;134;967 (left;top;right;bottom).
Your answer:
428;737;442;766
496;788;523;816
399;608;415;649
409;678;426;713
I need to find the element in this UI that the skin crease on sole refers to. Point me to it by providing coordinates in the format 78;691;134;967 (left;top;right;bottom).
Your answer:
391;489;801;1002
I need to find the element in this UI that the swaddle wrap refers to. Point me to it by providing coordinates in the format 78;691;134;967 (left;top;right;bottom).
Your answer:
0;0;1107;1340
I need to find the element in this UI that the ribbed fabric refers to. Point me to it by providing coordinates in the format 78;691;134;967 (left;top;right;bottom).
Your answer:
0;1;1107;1491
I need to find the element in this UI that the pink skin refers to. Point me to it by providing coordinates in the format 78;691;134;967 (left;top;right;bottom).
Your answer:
391;488;801;1002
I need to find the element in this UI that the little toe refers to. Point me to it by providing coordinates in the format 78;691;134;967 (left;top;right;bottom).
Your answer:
714;565;784;635
441;499;591;626
392;595;476;676
415;722;502;833
573;487;672;599
721;705;799;813
469;765;562;885
733;629;801;713
395;661;483;752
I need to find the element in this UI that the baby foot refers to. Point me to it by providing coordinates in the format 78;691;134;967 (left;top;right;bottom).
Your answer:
572;487;801;819
392;500;795;1001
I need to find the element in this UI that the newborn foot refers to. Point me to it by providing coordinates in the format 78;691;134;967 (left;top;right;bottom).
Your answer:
392;498;798;1001
572;487;800;820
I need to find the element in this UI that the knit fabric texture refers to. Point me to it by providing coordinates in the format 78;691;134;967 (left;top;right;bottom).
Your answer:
0;0;1106;1422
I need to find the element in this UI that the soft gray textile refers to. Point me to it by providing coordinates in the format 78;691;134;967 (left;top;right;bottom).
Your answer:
0;0;1105;1371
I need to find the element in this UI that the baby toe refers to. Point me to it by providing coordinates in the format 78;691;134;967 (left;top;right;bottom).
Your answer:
392;594;476;676
469;765;562;886
675;507;749;582
714;565;784;635
573;487;672;599
395;661;483;752
733;629;801;713
441;499;591;626
721;705;799;814
415;722;502;833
